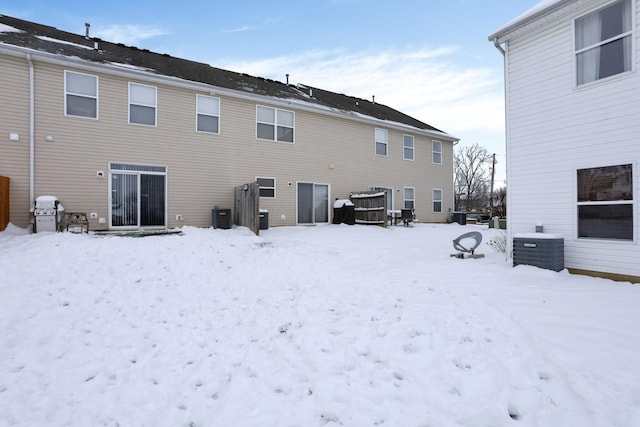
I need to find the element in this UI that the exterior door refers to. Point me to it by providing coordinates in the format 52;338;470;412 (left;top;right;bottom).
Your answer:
297;182;329;224
110;163;166;228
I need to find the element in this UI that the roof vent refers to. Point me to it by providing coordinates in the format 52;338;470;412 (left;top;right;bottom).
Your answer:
85;22;90;39
372;95;375;103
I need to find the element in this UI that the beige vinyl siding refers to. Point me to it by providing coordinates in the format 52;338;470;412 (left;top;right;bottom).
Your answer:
0;55;32;228
4;53;454;230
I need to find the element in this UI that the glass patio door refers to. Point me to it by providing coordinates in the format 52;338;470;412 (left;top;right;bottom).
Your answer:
110;163;166;228
140;174;166;226
297;182;329;224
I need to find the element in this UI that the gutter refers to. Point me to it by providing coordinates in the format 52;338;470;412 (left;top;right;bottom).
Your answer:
1;43;458;142
487;0;574;41
491;38;505;56
27;53;34;208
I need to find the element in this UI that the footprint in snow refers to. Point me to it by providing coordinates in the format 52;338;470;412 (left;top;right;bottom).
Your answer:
508;403;521;420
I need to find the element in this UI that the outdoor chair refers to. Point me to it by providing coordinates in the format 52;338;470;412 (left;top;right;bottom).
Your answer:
401;208;414;227
451;231;485;259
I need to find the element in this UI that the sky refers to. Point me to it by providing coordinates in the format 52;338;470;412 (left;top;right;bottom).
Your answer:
1;0;546;186
2;223;640;425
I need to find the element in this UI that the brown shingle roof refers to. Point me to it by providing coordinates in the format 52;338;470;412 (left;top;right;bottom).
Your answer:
0;14;445;134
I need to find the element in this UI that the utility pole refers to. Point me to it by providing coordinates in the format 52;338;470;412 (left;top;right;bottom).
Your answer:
489;153;496;217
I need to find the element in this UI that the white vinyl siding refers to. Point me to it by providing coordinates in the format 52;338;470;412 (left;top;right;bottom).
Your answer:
403;134;415;160
257;105;294;143
65;70;98;119
129;82;157;126
500;0;640;278
375;128;388;156
196;94;220;134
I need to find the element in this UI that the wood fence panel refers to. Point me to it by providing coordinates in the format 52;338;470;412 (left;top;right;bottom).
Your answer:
0;176;8;231
234;182;260;235
350;191;387;227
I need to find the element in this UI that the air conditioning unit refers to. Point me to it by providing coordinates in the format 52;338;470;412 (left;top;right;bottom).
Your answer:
513;233;564;272
212;207;232;230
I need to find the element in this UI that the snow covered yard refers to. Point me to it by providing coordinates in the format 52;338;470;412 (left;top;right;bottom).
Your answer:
1;223;639;427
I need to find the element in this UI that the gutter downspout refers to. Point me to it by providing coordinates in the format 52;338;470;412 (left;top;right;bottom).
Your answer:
492;38;505;56
491;37;511;262
27;53;35;210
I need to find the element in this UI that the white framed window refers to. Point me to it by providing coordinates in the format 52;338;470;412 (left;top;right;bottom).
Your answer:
257;106;294;143
433;189;443;213
257;177;276;198
65;70;98;119
432;140;442;164
196;95;220;134
375;128;388;156
129;82;157;126
403;187;415;209
577;164;633;240
403;135;415;160
575;0;632;86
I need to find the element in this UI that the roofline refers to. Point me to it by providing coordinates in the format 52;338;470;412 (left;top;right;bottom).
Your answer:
0;42;458;142
488;0;575;42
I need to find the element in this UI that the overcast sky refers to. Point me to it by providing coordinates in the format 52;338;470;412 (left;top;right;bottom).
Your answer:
2;0;545;186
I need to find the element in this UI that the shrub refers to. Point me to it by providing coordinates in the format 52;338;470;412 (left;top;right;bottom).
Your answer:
487;231;507;253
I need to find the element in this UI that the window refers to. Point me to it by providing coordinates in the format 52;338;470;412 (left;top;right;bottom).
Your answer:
403;135;415;160
575;0;632;86
257;106;294;142
432;140;442;164
65;71;98;118
257;177;276;198
404;187;415;209
129;82;157;126
577;164;633;240
375;128;388;156
196;95;220;133
433;189;443;213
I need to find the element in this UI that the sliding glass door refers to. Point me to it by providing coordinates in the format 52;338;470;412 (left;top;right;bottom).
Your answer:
110;163;166;228
297;182;329;224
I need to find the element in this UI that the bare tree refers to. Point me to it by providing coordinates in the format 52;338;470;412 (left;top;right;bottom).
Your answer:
491;186;507;217
454;143;492;212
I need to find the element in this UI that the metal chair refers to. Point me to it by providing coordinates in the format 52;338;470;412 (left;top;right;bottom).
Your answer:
451;231;484;258
401;208;414;227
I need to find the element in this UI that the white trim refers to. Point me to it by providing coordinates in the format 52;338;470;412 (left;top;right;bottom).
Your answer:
256;176;276;198
256;105;295;143
403;186;415;209
432;140;442;165
108;161;168;229
375;128;388;157
128;82;157;127
432;188;443;213
296;181;331;225
403;134;415;161
572;0;635;88
64;70;98;119
196;94;221;134
574;162;635;242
